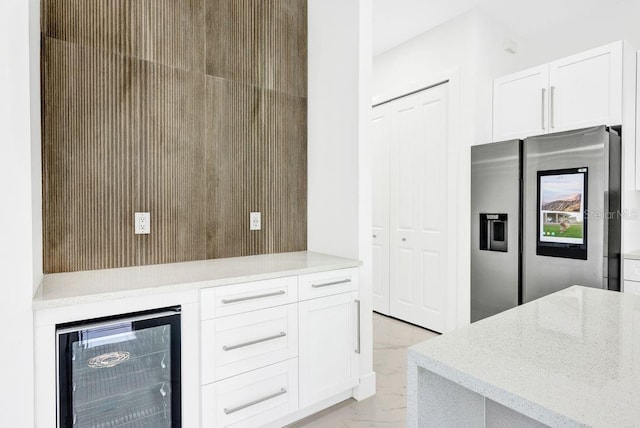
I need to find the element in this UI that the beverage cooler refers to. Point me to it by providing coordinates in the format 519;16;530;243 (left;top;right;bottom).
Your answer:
57;308;182;427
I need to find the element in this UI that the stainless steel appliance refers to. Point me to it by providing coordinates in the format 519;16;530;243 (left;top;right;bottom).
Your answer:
471;126;621;322
57;308;182;427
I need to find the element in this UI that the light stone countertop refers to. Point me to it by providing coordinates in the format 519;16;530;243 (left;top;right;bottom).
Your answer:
409;286;640;427
624;249;640;260
33;251;360;310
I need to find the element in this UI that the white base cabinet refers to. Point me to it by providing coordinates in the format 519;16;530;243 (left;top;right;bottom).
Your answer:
201;304;298;384
202;359;299;428
623;258;640;296
298;291;360;408
200;268;360;427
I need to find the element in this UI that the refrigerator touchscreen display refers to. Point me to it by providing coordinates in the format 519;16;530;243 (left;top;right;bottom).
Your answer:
536;168;588;260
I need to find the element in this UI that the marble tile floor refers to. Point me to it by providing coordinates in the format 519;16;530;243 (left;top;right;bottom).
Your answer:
287;313;439;427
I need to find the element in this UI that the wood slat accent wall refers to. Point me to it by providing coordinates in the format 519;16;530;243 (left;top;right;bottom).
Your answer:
41;0;307;273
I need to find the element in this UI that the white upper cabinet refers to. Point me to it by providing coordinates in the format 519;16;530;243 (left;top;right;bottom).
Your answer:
549;42;622;132
493;41;624;141
493;65;549;141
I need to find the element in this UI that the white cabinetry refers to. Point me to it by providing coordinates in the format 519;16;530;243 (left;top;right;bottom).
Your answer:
299;290;360;408
200;268;360;427
623;258;640;296
493;65;549;141
200;279;299;427
493;42;623;141
202;359;299;428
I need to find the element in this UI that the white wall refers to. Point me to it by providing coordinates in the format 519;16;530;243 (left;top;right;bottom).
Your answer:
308;0;360;259
512;0;640;70
0;0;42;424
372;10;521;327
308;0;375;398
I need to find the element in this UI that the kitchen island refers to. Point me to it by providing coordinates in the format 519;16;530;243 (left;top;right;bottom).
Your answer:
408;286;640;427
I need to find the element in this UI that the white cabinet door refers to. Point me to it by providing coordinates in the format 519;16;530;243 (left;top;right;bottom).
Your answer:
493;64;549;141
201;304;298;384
298;291;359;409
389;83;449;333
371;103;391;315
202;359;298;428
549;42;623;132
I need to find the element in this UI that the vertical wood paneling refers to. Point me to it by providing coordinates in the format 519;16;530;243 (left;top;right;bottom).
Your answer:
43;38;139;272
261;89;308;254
205;0;306;97
43;37;206;273
204;78;307;259
205;77;260;258
42;0;307;273
42;0;205;71
136;61;207;266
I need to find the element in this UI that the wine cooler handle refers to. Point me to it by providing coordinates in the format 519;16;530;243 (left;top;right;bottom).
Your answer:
224;388;287;415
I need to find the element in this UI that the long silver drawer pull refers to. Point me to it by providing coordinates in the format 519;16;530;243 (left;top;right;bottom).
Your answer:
355;299;361;354
221;290;285;304
222;332;287;351
224;388;287;415
311;279;351;288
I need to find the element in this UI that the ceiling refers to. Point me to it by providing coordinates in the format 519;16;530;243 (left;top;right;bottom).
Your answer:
372;0;628;56
372;0;477;56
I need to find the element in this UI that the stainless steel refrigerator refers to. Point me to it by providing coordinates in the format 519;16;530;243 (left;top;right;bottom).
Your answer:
471;126;621;322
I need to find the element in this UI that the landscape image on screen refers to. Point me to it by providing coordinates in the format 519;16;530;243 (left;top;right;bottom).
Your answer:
539;172;585;245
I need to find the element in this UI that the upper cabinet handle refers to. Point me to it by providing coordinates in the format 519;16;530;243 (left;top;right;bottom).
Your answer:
312;279;351;288
221;290;285;304
541;87;546;130
550;85;556;129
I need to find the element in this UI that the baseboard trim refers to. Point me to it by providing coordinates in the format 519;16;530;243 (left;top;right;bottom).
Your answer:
269;390;353;428
353;371;376;401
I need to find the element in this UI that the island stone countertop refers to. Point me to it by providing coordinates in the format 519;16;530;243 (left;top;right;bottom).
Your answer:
623;249;640;260
33;251;360;310
408;286;640;427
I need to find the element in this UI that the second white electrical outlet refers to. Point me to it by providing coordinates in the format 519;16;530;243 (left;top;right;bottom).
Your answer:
250;212;261;231
135;212;151;235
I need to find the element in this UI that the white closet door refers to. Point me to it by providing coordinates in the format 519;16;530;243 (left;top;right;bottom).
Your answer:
371;104;391;315
389;83;449;332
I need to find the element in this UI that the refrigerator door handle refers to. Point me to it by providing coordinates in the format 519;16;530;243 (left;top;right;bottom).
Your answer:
541;88;546;130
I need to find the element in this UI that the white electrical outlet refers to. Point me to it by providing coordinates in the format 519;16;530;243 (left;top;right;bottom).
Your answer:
135;212;150;235
250;212;261;231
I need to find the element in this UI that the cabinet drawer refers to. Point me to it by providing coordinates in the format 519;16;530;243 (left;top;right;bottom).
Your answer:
624;281;640;296
624;259;640;282
298;268;358;301
202;359;298;428
201;276;297;319
201;305;298;384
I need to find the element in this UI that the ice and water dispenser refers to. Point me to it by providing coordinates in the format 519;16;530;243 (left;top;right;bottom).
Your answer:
479;214;508;252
